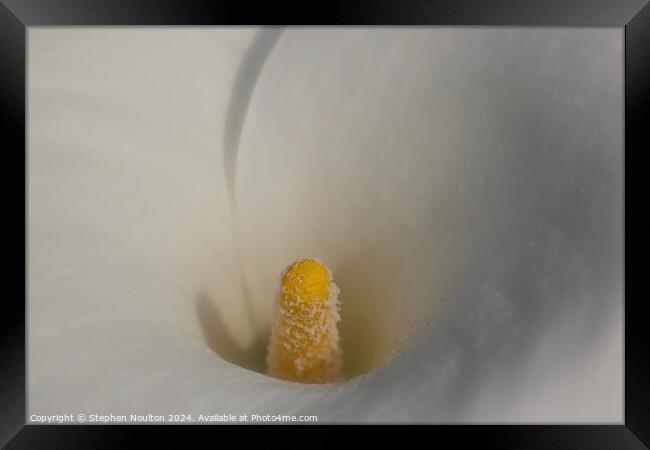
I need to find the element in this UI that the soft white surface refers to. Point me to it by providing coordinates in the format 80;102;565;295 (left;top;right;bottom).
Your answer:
28;28;623;423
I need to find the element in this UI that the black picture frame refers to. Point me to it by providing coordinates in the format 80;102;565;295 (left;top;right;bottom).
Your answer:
2;0;648;446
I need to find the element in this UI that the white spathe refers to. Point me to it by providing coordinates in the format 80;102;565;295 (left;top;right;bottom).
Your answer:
28;27;622;423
